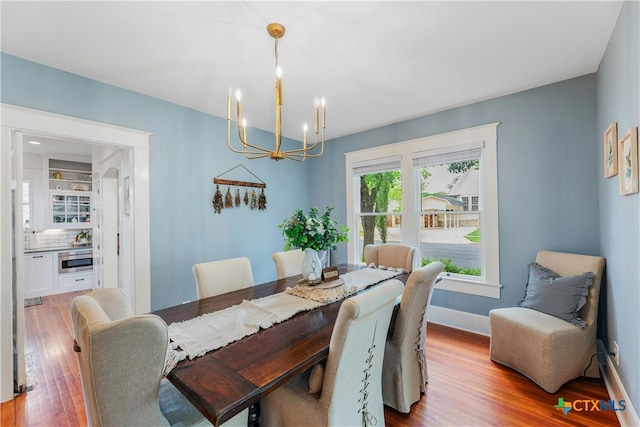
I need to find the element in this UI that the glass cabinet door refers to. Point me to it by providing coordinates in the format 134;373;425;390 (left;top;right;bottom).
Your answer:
50;191;91;227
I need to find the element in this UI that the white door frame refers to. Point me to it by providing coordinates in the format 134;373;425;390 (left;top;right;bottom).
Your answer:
0;104;152;402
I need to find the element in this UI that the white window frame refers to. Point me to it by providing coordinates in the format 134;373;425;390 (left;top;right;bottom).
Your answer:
345;123;501;298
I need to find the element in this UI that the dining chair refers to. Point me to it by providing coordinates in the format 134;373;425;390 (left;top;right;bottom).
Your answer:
489;250;606;393
272;248;304;279
192;256;254;299
70;288;247;426
382;262;444;413
364;243;419;272
260;279;404;426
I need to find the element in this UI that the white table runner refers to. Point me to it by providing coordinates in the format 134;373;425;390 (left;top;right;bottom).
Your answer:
167;268;401;360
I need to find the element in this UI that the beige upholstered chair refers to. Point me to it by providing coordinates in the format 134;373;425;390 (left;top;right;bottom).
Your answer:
489;250;606;393
71;288;246;427
364;243;419;272
382;262;444;413
272;249;304;279
261;279;404;427
193;257;254;299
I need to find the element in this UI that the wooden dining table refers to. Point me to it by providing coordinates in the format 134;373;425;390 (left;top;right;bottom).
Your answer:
152;264;409;427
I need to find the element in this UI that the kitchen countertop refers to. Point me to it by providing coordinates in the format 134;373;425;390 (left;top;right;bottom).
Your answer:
24;245;93;254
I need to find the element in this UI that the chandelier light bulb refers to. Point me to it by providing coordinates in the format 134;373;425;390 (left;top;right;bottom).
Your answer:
276;67;283;78
235;89;242;101
321;97;326;107
313;96;320;108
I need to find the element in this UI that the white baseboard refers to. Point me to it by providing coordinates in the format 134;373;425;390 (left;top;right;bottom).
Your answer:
427;305;490;336
597;340;639;427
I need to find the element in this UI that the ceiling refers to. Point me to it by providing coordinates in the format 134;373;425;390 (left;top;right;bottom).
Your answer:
1;1;623;142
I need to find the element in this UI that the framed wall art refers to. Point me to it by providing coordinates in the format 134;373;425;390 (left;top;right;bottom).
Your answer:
604;122;617;177
618;127;638;196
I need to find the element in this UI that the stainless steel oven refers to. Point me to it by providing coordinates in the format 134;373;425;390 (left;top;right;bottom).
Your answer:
58;249;93;274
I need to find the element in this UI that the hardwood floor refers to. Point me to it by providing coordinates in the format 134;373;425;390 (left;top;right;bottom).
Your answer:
2;290;619;426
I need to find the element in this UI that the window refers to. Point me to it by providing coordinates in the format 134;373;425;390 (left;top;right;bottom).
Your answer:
354;161;402;262
417;153;481;277
345;123;501;298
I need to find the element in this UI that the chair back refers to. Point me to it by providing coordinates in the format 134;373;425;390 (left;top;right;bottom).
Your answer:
272;249;304;279
364;243;419;271
385;263;443;395
193;257;254;299
319;279;404;426
535;250;605;327
71;289;170;427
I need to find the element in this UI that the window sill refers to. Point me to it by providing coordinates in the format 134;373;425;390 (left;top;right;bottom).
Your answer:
435;275;501;299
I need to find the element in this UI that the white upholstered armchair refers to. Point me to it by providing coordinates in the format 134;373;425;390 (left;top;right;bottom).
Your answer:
71;288;246;426
489;250;606;393
260;279;404;426
364;243;419;272
382;262;444;413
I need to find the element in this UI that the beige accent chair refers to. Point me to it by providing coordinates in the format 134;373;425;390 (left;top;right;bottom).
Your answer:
272;249;304;279
364;243;419;272
71;288;247;427
382;262;444;413
193;257;254;299
489;250;606;393
261;279;404;426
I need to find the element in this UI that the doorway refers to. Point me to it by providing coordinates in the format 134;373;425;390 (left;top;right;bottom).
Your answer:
0;104;151;402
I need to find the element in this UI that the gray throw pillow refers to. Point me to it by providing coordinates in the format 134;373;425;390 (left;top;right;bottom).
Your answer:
517;262;594;328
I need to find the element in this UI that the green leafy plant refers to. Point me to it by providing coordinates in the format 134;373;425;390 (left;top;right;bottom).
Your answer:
279;206;349;251
76;229;92;242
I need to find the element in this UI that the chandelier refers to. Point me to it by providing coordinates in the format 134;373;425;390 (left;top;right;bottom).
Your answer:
227;22;326;162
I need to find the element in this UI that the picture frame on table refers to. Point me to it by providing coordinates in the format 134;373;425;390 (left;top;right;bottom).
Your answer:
604;122;617;177
618;127;639;196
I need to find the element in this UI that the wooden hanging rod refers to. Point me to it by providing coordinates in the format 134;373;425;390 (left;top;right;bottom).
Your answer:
213;178;266;189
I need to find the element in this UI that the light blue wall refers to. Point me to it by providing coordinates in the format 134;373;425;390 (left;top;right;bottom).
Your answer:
1;53;310;310
2;7;637;408
315;74;600;315
596;0;639;414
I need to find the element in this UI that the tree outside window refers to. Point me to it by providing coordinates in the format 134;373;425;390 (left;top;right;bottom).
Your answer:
358;171;401;259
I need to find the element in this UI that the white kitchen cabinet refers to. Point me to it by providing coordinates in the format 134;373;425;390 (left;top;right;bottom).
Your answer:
24;250;94;298
50;190;92;228
24;252;55;299
59;271;93;292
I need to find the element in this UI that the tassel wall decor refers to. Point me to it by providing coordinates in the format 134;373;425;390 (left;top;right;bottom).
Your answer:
258;188;267;210
251;190;258;210
225;187;233;208
212;164;267;214
212;185;223;214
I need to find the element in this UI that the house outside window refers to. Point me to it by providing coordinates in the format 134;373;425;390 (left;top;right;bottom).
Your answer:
418;156;481;277
345;123;501;298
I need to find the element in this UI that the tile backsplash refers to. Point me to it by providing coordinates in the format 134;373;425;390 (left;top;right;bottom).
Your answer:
24;229;89;250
